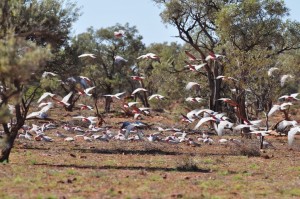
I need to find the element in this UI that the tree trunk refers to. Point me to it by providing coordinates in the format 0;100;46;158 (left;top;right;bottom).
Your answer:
208;68;221;112
140;80;149;107
104;86;113;113
260;136;264;149
0;130;18;163
104;97;112;113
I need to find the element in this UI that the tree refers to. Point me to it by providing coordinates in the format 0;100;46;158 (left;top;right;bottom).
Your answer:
71;24;145;113
0;0;79;163
153;0;230;112
137;42;188;109
0;33;51;162
215;0;300;122
154;0;300;124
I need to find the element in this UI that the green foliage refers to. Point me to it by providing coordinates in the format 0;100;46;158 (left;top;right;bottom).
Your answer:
138;42;189;108
72;24;145;97
40;77;61;91
154;0;300;115
0;34;51;80
0;0;79;162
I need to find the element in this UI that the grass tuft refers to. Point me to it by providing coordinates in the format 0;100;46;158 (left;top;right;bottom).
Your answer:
230;141;261;157
176;155;199;171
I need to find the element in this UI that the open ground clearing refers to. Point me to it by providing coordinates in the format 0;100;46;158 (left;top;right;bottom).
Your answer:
0;108;300;199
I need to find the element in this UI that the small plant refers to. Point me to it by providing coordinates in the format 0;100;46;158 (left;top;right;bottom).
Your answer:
67;169;78;175
230;141;261;157
176;155;199;171
285;188;300;197
13;176;23;184
249;163;260;169
29;159;37;165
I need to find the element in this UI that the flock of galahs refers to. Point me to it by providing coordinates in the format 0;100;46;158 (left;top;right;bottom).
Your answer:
14;29;300;149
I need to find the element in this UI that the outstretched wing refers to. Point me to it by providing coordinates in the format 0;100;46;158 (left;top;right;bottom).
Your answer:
288;126;300;146
267;105;280;117
194;117;215;130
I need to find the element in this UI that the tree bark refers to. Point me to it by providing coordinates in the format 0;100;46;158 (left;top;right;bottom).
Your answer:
105;97;112;113
0;129;19;163
207;64;222;112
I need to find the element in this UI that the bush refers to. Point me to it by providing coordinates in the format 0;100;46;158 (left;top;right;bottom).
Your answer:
230;140;261;157
176;155;199;171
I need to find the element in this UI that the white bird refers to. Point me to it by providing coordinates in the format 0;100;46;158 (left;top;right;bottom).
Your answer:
73;116;98;125
38;102;52;108
56;92;73;107
123;124;143;140
79;76;92;85
19;131;33;140
185;109;202;122
268;102;293;117
250;130;272;137
26;102;53;119
123;101;140;108
148;94;165;101
114;55;128;63
39;102;54;112
213;120;234;136
216;75;238;81
37;92;56;103
245;119;262;126
103;91;126;99
137;53;160;62
233;124;258;131
83;136;93;142
275;120;298;135
72;126;85;133
218;98;238;107
78;86;96;96
132;88;147;95
218;138;228;144
185;82;200;90
267;67;279;76
194;63;207;70
64;137;75;142
205;53;225;61
288;126;300;146
203;137;214;145
184;62;207;71
78;53;96;58
114;30;125;38
194;117;216;130
78;104;93;110
278;93;299;101
185;97;204;103
42;71;57;78
138;107;151;113
147;134;160;142
40;135;54;142
280;74;293;87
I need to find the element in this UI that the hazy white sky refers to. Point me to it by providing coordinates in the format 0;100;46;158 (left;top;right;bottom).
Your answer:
71;0;300;46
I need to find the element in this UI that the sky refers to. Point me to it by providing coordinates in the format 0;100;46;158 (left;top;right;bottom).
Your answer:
71;0;300;46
